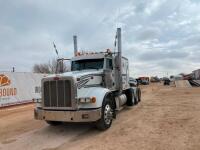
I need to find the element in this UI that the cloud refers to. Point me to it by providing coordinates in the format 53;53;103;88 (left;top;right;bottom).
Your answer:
0;0;199;77
138;49;188;61
135;27;161;41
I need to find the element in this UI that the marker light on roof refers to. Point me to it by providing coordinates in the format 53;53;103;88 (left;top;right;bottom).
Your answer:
75;52;81;56
75;49;112;57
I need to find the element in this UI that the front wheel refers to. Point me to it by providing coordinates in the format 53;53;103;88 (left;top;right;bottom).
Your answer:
95;99;113;130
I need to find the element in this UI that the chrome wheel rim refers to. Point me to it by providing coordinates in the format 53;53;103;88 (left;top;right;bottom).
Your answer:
104;104;112;125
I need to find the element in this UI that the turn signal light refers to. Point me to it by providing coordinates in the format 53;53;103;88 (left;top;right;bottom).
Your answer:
91;97;96;103
79;97;96;103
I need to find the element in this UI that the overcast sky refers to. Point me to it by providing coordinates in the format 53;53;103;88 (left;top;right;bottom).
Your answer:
0;0;200;77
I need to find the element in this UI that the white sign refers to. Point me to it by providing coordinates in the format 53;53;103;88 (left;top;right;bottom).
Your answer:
0;72;45;107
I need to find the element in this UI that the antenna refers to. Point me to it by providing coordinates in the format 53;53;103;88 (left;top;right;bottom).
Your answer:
52;42;61;73
53;42;59;58
114;31;117;54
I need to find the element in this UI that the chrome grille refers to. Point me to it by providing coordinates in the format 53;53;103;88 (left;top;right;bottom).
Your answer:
43;79;72;108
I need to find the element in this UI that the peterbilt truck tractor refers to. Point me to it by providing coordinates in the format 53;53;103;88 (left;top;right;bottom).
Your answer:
34;28;141;130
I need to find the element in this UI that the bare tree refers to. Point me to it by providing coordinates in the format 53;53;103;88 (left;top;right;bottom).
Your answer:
33;58;69;74
33;63;50;73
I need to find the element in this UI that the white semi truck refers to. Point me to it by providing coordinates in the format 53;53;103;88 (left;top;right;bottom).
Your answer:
34;28;141;130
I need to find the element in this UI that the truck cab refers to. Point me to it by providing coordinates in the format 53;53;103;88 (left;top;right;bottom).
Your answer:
34;28;141;130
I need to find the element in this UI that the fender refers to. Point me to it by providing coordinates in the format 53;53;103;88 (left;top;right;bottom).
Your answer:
77;87;110;109
130;87;137;99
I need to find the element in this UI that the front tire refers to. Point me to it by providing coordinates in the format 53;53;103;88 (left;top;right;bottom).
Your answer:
95;98;113;130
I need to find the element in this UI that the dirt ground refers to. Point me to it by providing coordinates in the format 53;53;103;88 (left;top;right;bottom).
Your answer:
0;83;200;150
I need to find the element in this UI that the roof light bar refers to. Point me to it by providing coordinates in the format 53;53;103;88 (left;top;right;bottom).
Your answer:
75;49;112;57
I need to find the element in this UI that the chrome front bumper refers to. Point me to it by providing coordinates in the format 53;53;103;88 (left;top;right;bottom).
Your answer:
34;108;101;122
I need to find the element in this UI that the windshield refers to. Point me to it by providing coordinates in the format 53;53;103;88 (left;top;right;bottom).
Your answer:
71;59;104;71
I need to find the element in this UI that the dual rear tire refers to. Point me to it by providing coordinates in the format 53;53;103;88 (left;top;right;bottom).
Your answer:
135;88;141;104
126;88;141;106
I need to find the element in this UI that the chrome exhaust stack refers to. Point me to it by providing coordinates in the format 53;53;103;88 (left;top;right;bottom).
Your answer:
114;28;123;92
73;35;78;56
117;28;122;91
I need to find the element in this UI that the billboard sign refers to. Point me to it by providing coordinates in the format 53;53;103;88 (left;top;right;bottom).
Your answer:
0;72;45;107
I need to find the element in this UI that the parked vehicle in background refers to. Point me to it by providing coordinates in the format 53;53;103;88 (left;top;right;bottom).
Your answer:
163;78;170;85
129;77;138;87
150;76;160;82
168;75;183;81
192;69;200;80
169;75;175;82
138;77;149;85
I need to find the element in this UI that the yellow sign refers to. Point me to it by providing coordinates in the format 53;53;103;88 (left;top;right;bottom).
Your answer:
0;74;11;87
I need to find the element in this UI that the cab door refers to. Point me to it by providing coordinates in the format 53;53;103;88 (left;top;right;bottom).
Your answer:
103;58;115;89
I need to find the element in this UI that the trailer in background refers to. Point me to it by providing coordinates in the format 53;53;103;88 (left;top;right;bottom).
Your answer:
193;69;200;80
0;72;45;108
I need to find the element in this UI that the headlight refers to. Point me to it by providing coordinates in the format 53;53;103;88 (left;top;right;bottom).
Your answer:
79;97;96;103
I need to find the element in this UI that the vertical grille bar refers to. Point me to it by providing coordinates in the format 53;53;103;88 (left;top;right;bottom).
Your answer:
44;81;50;107
50;81;57;107
65;80;71;107
64;80;66;107
57;80;65;107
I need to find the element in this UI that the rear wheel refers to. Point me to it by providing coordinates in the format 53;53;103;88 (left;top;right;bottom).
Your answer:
46;121;61;126
126;89;135;106
96;98;113;130
134;88;141;104
137;88;141;102
134;94;138;105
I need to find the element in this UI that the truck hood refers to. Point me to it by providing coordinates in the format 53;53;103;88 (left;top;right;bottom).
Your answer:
44;69;103;79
